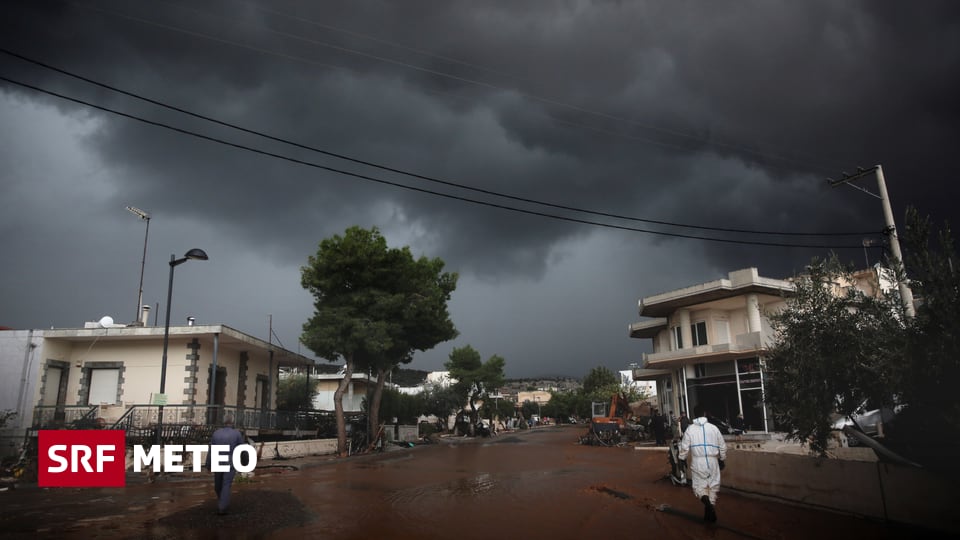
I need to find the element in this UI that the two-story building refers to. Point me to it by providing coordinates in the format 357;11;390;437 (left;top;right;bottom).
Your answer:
628;268;795;433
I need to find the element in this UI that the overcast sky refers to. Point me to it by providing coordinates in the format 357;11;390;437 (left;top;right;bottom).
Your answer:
2;1;958;378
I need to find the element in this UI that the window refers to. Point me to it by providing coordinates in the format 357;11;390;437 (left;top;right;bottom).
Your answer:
673;326;683;349
42;366;64;406
691;321;708;346
88;368;120;405
714;319;730;344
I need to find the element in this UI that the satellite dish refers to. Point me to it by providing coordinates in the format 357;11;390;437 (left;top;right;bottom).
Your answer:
98;315;115;328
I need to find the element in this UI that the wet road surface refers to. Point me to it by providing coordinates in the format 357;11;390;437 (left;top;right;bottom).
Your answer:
1;426;917;539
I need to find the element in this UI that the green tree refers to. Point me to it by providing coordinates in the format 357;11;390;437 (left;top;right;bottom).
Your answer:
276;372;318;411
376;387;424;425
582;366;618;394
763;256;905;454
301;226;398;456
445;345;506;436
421;383;463;431
364;250;458;443
578;366;645;420
480;396;515;425
546;389;588;422
895;208;960;470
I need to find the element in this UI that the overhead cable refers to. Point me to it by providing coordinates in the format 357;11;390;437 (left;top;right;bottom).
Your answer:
0;74;873;251
0;48;879;239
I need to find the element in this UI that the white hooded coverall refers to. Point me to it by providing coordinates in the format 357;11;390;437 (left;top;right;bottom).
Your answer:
678;416;727;504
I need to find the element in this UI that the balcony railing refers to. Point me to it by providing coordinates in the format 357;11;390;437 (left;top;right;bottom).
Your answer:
644;331;765;366
110;404;277;431
111;405;358;444
31;405;99;429
30;403;356;445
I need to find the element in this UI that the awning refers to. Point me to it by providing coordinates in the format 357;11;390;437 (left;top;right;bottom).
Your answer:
631;368;673;381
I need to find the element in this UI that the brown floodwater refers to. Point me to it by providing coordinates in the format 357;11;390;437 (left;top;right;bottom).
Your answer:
0;426;916;539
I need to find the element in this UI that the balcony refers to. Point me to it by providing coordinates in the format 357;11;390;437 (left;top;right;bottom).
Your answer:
643;331;765;368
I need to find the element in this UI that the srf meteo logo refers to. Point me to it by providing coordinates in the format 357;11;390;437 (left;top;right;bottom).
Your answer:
38;430;257;488
39;430;126;487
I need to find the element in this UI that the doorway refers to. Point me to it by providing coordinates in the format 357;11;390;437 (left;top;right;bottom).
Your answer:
41;362;69;424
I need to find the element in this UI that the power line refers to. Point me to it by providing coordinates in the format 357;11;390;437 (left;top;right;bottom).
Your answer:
0;48;878;239
236;0;536;87
0;73;872;251
73;0;834;176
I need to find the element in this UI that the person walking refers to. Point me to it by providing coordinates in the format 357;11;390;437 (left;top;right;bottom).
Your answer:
209;413;246;515
678;404;727;523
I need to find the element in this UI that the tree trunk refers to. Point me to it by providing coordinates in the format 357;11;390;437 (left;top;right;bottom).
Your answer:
468;393;477;437
334;356;354;457
369;367;388;443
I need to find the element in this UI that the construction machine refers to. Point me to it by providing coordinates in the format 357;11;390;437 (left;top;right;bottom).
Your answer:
580;392;645;446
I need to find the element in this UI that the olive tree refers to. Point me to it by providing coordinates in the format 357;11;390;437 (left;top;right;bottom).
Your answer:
763;256;905;454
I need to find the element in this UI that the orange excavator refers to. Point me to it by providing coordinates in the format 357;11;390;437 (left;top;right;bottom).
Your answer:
581;392;638;446
591;392;632;430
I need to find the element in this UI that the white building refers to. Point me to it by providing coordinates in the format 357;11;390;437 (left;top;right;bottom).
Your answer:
619;369;656;398
396;370;453;396
628;268;794;431
311;371;380;412
0;318;314;456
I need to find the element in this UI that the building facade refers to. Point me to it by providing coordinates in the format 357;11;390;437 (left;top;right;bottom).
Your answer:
628;268;795;432
0;321;314;455
311;372;380;412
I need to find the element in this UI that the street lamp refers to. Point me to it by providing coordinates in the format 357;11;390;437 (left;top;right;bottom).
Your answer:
126;206;151;325
534;396;542;426
157;248;209;444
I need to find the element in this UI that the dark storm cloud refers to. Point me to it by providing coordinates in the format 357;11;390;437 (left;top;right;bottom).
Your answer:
1;0;958;376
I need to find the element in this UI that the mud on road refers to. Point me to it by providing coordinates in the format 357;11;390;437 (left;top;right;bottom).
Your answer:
0;426;916;539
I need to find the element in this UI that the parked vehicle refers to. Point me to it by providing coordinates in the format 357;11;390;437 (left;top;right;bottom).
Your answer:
832;404;900;445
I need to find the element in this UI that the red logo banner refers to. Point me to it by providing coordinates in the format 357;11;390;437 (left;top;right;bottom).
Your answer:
38;430;127;487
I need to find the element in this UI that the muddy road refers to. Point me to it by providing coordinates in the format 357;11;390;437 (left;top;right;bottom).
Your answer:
1;426;912;539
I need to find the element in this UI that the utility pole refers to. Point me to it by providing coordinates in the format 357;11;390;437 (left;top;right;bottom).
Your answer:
828;165;915;317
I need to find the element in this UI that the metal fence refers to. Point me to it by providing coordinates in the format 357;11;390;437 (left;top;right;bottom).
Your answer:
108;404;278;446
31;405;98;429
110;404;276;430
30;404;355;445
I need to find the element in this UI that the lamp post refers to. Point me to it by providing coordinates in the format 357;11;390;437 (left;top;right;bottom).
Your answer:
126;206;151;325
156;248;209;444
534;396;542;426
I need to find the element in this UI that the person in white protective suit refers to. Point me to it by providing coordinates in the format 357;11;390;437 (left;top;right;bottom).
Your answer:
678;404;727;523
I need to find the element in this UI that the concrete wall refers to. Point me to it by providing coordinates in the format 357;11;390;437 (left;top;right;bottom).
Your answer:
384;425;419;443
0;331;41;455
724;448;956;533
253;438;338;460
124;438;339;472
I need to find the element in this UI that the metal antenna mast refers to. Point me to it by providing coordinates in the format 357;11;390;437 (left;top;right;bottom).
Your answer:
126;206;151;324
